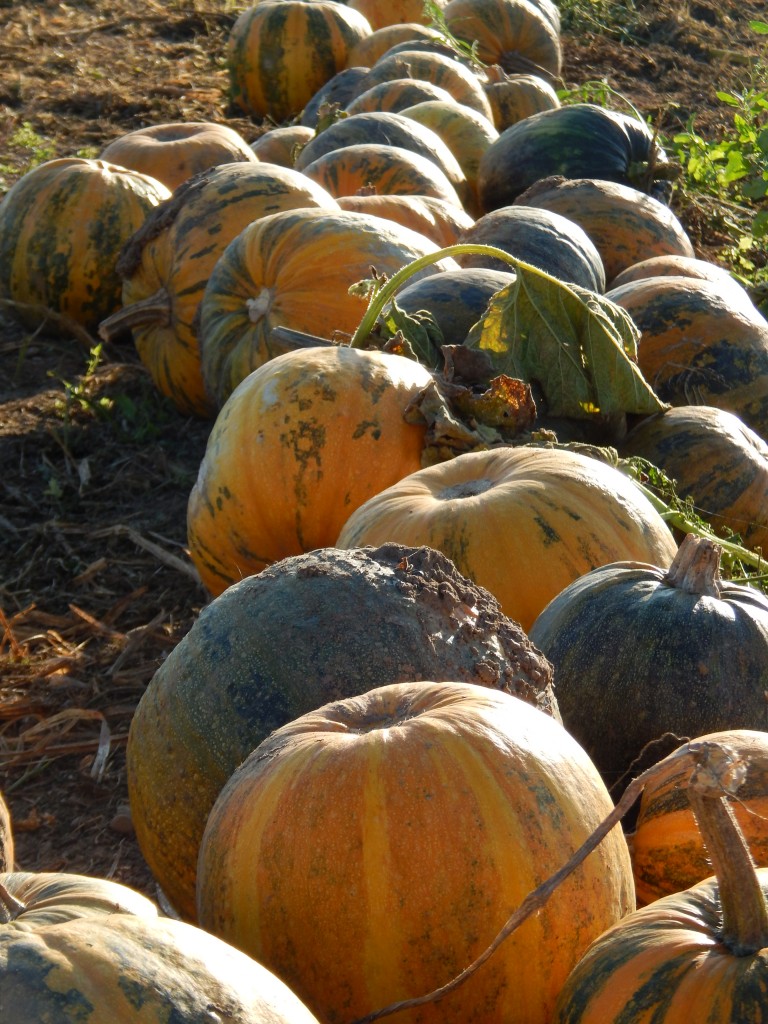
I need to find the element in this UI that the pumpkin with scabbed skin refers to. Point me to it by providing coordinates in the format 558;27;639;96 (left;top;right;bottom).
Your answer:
129;543;558;922
98;162;339;418
197;206;459;408
197;680;634;1024
0;158;169;331
335;445;678;632
226;0;372;122
529;534;768;791
188;345;436;594
0;871;321;1024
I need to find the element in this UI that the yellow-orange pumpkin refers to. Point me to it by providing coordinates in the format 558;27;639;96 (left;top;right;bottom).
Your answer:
336;192;475;246
336;446;678;631
197;680;634;1024
187;345;435;596
443;0;562;79
348;0;447;29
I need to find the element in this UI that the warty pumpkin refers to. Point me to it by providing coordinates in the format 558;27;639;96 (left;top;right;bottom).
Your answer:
605;273;768;439
98;162;339;418
629;729;768;906
197;206;459;407
529;533;768;792
0;870;321;1023
335;445;678;632
227;0;372;122
0;157;169;331
515;176;695;282
552;740;768;1022
188;345;435;594
99;120;258;192
197;680;634;1024
128;542;558;922
620;404;768;554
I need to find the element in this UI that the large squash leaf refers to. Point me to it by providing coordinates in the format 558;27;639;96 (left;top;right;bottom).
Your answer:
464;264;666;419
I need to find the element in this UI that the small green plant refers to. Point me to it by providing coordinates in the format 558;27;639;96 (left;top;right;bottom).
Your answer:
0;122;56;188
422;0;485;69
557;0;642;43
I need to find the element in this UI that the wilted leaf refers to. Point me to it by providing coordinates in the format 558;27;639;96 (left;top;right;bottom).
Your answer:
464;265;666;420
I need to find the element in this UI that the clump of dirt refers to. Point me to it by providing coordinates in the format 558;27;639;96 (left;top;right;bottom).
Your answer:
0;0;764;900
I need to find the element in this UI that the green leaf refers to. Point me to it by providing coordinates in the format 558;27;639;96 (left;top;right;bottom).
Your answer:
463;266;666;420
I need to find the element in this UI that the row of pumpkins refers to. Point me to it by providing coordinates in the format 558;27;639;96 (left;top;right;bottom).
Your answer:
3;0;768;1018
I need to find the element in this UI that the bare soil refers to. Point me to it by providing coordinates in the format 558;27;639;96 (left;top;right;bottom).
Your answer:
0;0;765;903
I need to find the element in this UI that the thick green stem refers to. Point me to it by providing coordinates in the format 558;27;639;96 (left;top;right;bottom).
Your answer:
348;243;544;349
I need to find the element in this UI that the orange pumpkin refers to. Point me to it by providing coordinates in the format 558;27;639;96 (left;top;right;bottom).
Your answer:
360;48;494;119
336;446;678;632
0;158;169;331
482;68;561;131
629;729;768;906
337;193;475;247
443;0;562;79
348;0;447;29
345;22;442;66
99;121;258;192
197;680;635;1024
197;205;459;407
227;0;372;122
247;125;315;168
187;346;435;596
608;253;743;291
98;162;339;418
343;76;459;115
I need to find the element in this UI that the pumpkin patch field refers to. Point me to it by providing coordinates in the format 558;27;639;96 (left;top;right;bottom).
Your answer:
1;0;767;1018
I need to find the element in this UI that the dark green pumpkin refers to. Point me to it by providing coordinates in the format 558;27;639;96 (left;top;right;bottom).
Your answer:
455;205;606;292
529;534;768;792
477;104;670;213
127;543;557;921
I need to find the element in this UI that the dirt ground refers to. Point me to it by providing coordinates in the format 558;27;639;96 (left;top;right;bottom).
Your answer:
0;0;765;905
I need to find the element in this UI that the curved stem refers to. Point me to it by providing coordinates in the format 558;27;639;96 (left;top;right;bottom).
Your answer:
97;287;171;342
0;881;26;924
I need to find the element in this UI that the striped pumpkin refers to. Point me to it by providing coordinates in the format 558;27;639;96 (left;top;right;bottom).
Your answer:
0;158;169;331
606;274;768;439
227;0;372;122
347;0;447;30
335;446;678;632
360;48;494;120
99;162;339;418
517;177;696;282
197;680;634;1024
342;76;459;115
482;69;561;132
198;206;459;408
345;22;442;66
443;0;562;79
336;193;475;247
300;142;466;208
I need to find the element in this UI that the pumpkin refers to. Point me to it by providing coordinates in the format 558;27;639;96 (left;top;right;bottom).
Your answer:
188;345;436;593
299;66;372;127
227;0;372;122
515;176;695;282
293;110;469;205
552;740;768;1022
248;125;315;167
0;796;12;874
128;543;559;922
98;162;339;418
342;76;460;115
99;120;258;192
629;729;768;906
347;0;447;29
482;68;560;132
620;404;768;554
608;252;743;291
336;193;475;248
605;274;768;439
393;266;516;347
335;445;678;632
345;22;442;66
0;158;169;331
529;534;768;792
400;99;499;216
454;204;606;292
300;142;466;207
478;106;671;213
443;0;562;78
197;680;634;1024
358;48;494;119
0;871;321;1023
197;206;459;407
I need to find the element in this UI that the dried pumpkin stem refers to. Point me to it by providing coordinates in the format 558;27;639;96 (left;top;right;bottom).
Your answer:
0;881;26;924
97;287;171;342
663;533;723;597
687;742;768;955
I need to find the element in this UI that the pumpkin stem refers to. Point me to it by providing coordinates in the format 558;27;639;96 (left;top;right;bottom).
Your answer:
686;741;768;955
97;287;171;343
663;533;723;597
0;881;26;923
